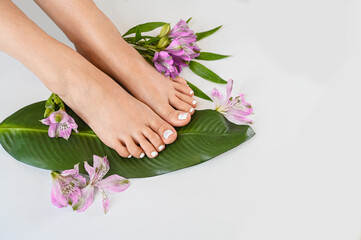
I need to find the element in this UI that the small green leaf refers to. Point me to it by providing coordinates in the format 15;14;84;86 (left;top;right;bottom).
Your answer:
142;37;160;45
134;26;142;42
196;25;222;41
186;17;192;24
196;52;230;61
123;22;167;37
186;81;212;101
188;61;227;84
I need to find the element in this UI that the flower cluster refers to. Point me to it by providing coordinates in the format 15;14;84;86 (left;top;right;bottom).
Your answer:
51;155;130;214
153;20;200;78
212;79;253;124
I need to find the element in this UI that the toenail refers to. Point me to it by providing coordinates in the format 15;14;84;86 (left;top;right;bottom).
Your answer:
127;154;132;158
190;108;194;113
158;145;165;151
163;129;174;139
190;90;194;95
178;112;189;120
140;153;145;158
192;100;197;105
151;151;158;157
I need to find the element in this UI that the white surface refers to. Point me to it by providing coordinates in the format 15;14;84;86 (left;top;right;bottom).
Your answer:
1;0;361;239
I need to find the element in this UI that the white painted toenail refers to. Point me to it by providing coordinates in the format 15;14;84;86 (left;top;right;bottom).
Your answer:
163;130;174;139
190;90;194;95
140;153;145;158
192;100;197;105
151;151;158;157
190;108;194;113
178;112;189;120
158;145;165;151
128;154;132;158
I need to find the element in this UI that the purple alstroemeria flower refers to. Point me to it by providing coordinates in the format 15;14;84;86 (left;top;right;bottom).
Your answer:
50;164;87;208
153;51;179;78
72;156;130;214
211;79;253;125
169;19;197;43
41;109;78;140
165;38;199;62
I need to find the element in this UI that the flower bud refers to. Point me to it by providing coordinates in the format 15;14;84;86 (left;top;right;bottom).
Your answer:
157;37;169;49
44;108;54;118
158;23;171;38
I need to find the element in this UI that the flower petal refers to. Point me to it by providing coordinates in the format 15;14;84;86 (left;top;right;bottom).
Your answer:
61;163;79;177
50;172;68;208
84;161;95;182
47;123;57;138
72;184;95;212
95;175;130;193
226;79;234;101
40;117;52;126
211;88;224;108
100;188;110;214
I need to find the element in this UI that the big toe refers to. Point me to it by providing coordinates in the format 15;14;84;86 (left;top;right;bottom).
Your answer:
150;116;178;144
158;103;191;127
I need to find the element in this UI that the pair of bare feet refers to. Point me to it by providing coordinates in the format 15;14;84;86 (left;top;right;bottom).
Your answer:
68;44;197;159
0;0;197;159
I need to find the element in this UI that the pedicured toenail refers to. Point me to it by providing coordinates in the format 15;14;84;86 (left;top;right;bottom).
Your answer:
178;112;189;120
190;90;194;95
158;145;165;151
140;153;145;158
163;129;174;139
128;154;132;158
190;108;194;113
192;100;197;105
151;151;158;157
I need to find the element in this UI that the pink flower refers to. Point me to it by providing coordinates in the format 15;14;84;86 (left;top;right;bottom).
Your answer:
72;156;130;214
166;38;200;62
153;51;179;78
211;79;253;124
50;164;86;208
41;109;78;140
169;19;197;43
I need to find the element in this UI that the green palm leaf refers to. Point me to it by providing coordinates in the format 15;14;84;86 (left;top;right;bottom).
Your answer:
0;102;255;178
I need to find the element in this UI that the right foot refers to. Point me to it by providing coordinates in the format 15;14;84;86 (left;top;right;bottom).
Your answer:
58;59;177;159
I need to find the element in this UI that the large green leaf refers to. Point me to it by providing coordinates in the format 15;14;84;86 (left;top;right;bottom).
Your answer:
189;61;227;84
196;25;222;41
0;102;255;178
123;22;167;37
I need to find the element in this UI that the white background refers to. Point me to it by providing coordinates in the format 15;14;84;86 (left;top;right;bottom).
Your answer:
0;0;360;239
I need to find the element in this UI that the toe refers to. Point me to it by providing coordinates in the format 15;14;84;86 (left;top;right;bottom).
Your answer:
175;92;197;110
125;138;145;159
169;95;195;114
150;116;178;144
143;128;165;152
137;135;158;158
174;82;194;96
157;102;191;127
113;141;131;158
172;76;188;85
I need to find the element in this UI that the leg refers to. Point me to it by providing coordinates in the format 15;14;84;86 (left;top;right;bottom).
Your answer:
34;0;197;127
0;0;177;158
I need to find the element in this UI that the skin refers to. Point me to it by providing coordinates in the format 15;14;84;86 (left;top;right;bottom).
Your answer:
0;0;196;159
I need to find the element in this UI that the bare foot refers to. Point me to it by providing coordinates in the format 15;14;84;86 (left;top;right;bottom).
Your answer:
77;42;197;127
59;59;178;159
